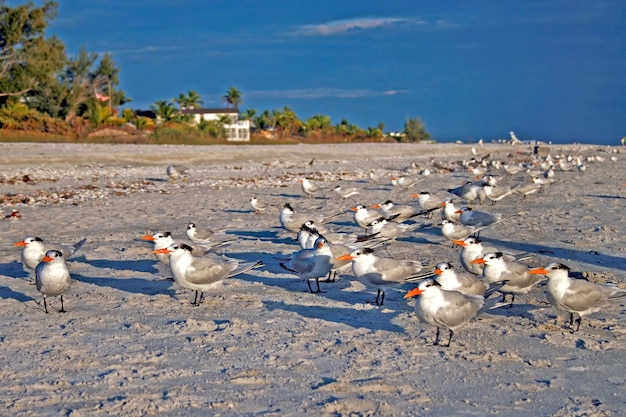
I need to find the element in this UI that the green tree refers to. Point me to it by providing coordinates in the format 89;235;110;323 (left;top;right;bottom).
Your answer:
150;100;176;124
0;1;65;104
403;117;431;142
222;86;242;109
174;89;203;110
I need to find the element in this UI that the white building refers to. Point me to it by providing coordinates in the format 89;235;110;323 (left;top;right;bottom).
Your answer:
180;108;250;142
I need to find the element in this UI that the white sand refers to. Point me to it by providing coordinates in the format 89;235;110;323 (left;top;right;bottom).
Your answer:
1;142;625;416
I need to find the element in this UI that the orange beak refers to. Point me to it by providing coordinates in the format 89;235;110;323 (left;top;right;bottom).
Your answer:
441;202;447;207
409;193;419;198
451;239;466;246
370;204;381;209
41;255;53;263
471;258;486;265
152;248;171;254
434;268;442;275
404;287;423;298
14;241;27;247
529;267;549;275
350;207;358;211
142;235;155;241
336;254;354;261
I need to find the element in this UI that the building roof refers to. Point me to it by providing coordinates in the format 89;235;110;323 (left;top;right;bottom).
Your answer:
180;108;239;115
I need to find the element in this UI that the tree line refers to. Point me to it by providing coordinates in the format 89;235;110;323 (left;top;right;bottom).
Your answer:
0;1;430;142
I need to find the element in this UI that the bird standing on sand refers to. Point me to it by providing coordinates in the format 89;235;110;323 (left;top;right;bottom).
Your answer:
529;263;626;332
279;237;334;293
337;248;429;306
14;236;86;271
404;278;497;347
153;243;263;306
299;178;320;198
35;250;73;313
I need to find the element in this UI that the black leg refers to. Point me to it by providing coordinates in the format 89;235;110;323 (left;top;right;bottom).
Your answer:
434;327;440;345
43;296;49;314
315;278;321;293
59;295;67;313
380;291;385;306
445;330;454;347
574;316;581;332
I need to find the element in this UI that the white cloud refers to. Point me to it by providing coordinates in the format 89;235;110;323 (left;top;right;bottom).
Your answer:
290;17;424;37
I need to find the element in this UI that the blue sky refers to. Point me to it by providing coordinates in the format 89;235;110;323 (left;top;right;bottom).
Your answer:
32;1;626;144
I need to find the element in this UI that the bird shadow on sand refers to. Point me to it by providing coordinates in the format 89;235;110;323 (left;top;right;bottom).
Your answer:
480;236;626;272
71;273;176;296
584;194;625;200
71;255;159;274
0;261;30;280
263;300;407;333
0;285;35;303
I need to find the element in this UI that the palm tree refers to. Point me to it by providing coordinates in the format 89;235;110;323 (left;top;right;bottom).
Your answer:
222;87;242;109
150;100;176;124
186;90;203;109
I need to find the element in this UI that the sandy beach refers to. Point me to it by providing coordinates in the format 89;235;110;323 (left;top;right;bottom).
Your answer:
1;141;624;416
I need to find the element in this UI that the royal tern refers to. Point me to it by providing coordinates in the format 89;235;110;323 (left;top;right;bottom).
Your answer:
337;248;429;305
35;250;72;313
351;204;386;230
482;184;514;205
279;237;334;293
457;206;511;228
186;223;236;248
333;185;360;199
372;200;425;222
359;217;423;242
279;203;330;234
153;243;263;305
410;192;444;217
529;263;626;331
14;236;86;271
299;178;320;198
447;182;486;205
404;278;497;346
142;232;175;265
440;220;490;242
441;200;461;223
433;262;492;297
472;252;544;305
391;176;422;188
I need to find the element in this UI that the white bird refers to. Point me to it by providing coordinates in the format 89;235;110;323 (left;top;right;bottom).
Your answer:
391;176;422;188
337;248;429;306
299;178;320;198
452;237;533;276
279;203;330;234
186;223;236;248
411;192;444;216
14;236;86;271
351;204;385;230
153;243;263;305
372;200;426;222
359;217;423;242
279;237;334;293
142;232;175;265
447;182;486;205
35;250;72;313
482;184;514;205
433;262;492;297
333;185;360;199
457;206;507;228
250;196;271;214
440;220;490;242
512;177;551;199
472;252;544;305
502;162;523;176
404;278;497;346
441;200;461;223
166;164;188;181
529;263;626;332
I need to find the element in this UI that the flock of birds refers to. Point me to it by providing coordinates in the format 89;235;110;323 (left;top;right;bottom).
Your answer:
10;146;625;347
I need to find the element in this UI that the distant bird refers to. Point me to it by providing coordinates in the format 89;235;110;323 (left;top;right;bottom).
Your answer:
299;178;320;198
481;184;514;205
359;217;422;242
186;223;236;249
351;204;386;230
372;200;424;222
447;181;486;205
404;278;498;347
411;192;444;217
250;196;271;214
280;237;334;293
166;164;189;181
333;185;360;199
512;177;551;199
440;220;490;242
529;263;626;332
391;176;422;189
14;236;86;271
4;209;22;220
337;248;429;306
457;206;509;228
279;203;330;234
153;243;263;305
35;250;72;313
